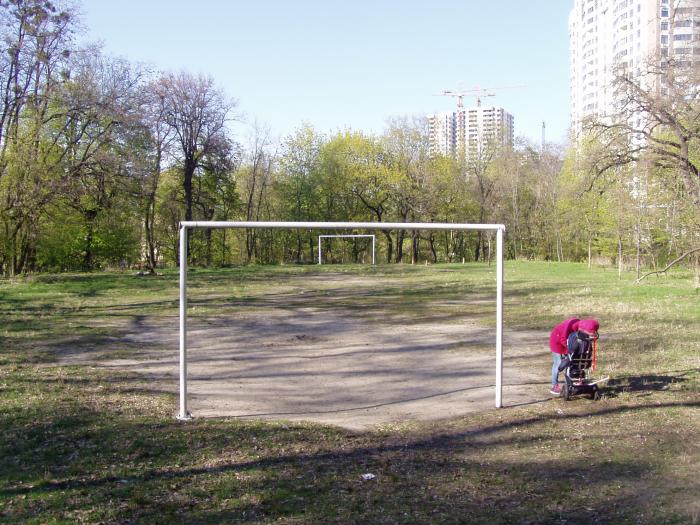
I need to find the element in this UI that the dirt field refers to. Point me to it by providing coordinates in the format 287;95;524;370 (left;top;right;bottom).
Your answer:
62;273;551;431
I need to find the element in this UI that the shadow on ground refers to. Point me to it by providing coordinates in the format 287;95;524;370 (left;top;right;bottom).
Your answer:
1;387;697;524
606;369;697;396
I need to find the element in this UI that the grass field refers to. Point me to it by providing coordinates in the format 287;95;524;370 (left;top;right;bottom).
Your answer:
0;261;698;524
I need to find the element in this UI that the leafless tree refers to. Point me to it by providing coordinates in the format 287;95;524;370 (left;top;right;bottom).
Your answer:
587;59;700;207
463;142;501;262
586;57;700;279
57;51;144;270
0;0;74;172
239;122;275;262
138;81;175;272
158;71;235;222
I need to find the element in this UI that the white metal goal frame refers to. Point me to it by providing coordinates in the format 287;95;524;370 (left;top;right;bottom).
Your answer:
177;221;506;421
317;234;376;265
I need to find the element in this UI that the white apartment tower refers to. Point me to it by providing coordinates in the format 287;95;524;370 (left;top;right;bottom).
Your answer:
428;106;514;159
466;106;515;159
428;111;457;157
569;0;700;133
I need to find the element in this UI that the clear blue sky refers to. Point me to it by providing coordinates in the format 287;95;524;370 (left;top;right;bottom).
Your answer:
79;1;572;145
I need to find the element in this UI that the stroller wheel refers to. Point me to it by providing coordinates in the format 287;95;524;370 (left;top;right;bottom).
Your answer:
562;382;571;401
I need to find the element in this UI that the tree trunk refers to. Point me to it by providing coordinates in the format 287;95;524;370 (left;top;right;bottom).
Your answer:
145;148;163;274
205;228;212;267
556;232;563;262
444;231;452;262
83;218;95;271
246;230;256;262
396;230;405;263
183;156;196;222
429;233;438;263
144;195;157;273
456;233;465;262
308;232;314;264
411;230;419;264
296;233;303;263
16;229;30;275
220;229;228;266
635;223;641;281
618;235;623;280
382;230;393;263
487;233;492;267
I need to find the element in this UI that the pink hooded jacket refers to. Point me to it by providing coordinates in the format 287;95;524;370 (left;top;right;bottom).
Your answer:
578;319;599;334
549;318;580;355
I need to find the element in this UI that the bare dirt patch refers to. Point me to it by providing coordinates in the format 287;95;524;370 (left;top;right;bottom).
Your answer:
60;272;551;430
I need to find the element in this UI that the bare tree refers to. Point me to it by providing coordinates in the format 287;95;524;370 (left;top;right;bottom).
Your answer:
58;51;144;270
138;81;175;272
0;0;74;173
587;59;700;208
158;71;235;222
463;143;500;262
585;57;700;278
239;123;275;262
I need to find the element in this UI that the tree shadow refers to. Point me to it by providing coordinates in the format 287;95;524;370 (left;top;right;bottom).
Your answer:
1;398;697;523
605;369;697;396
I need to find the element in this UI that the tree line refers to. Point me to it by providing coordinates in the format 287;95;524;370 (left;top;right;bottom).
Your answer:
1;1;698;281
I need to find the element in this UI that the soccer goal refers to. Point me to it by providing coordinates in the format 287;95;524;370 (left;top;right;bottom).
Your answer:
318;234;376;265
177;221;505;420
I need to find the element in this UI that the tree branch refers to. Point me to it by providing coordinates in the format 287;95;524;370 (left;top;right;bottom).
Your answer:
635;247;700;283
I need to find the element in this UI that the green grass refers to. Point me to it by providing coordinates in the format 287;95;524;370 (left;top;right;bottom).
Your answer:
0;262;698;524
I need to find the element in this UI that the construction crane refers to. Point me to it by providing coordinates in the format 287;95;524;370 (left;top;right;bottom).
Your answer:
437;85;525;109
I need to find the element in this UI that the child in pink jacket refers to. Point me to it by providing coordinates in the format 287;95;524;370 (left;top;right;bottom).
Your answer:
548;318;580;395
549;318;600;395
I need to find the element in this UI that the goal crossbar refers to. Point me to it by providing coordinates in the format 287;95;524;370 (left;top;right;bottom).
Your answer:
177;221;506;420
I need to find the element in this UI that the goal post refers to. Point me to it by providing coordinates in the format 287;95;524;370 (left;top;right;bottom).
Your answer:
318;234;376;265
177;221;505;421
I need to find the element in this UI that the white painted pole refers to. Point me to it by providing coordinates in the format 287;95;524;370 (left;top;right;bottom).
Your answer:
372;235;376;265
495;227;504;408
318;237;322;265
177;225;192;420
181;221;504;231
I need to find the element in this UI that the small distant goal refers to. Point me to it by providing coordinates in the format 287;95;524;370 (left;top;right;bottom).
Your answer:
317;234;376;265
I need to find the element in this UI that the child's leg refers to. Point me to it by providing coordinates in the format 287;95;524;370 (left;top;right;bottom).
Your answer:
551;353;561;386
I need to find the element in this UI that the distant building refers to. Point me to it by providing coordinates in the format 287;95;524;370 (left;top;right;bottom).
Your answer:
569;0;700;134
428;111;456;158
428;106;514;160
465;106;515;159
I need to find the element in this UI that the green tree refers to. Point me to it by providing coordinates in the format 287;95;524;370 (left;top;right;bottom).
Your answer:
277;123;323;262
0;0;76;275
319;131;397;262
382;116;430;263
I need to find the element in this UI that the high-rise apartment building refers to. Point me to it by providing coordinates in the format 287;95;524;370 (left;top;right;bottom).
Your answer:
569;0;700;133
428;106;514;159
428;111;457;157
465;106;515;159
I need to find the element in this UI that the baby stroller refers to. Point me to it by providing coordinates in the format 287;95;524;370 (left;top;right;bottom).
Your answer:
558;331;608;401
